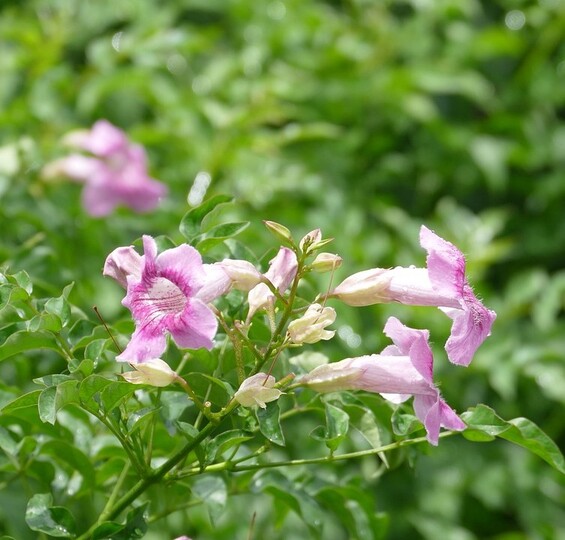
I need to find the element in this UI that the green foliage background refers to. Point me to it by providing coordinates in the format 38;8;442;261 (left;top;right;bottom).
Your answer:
1;0;564;538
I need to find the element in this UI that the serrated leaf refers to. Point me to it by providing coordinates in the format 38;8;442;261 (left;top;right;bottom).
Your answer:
179;194;233;241
257;401;285;446
0;330;62;361
462;404;565;473
25;493;76;538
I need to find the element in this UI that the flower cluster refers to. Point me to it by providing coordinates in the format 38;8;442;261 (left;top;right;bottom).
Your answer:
103;222;495;445
43;120;167;216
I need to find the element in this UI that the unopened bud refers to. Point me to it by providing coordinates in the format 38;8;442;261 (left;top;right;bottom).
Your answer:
263;220;294;245
218;259;263;291
121;359;177;387
299;228;322;252
311;252;342;273
328;268;393;306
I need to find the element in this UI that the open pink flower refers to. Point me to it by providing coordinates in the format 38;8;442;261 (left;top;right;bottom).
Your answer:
110;236;222;363
330;226;496;366
42;120;167;216
300;316;465;445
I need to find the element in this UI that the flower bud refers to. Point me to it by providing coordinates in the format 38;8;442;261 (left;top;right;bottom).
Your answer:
121;359;177;387
299;228;322;252
218;259;263;291
288;303;336;344
328;268;393;306
299;360;363;393
234;373;283;408
310;252;343;273
263;220;294;245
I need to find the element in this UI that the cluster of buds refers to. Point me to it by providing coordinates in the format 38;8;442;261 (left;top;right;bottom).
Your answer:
103;220;495;445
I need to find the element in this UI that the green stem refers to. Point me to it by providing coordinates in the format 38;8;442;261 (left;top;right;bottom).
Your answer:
76;420;220;539
175;431;458;478
99;462;131;522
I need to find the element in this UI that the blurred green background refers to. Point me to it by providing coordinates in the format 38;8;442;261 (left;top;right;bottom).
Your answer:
1;0;565;538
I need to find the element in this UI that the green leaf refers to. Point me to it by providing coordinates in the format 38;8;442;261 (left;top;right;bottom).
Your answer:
25;493;76;538
45;293;72;328
206;429;254;463
323;402;349;452
196;221;250;253
1;390;41;413
100;381;137;412
91;503;148;540
192;476;227;525
79;374;113;413
38;380;79;424
0;330;62;361
41;440;95;489
27;313;63;332
391;409;421;437
11;270;33;294
462;404;565;474
257;401;285;446
179;194;233;241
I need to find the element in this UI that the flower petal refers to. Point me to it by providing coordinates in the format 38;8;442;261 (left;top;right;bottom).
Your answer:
169;299;218;350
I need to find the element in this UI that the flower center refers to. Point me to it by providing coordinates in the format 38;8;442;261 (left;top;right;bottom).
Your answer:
147;277;187;314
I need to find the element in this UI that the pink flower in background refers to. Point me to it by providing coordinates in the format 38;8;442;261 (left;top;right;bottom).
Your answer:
246;247;298;322
107;235;224;363
42;120;167;216
300;316;465;445
330;225;496;366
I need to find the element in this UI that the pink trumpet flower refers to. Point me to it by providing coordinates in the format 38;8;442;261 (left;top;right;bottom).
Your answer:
329;226;496;366
300;316;466;445
104;235;226;363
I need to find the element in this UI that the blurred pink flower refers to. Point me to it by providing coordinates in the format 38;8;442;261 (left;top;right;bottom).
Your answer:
43;120;167;216
109;235;224;363
330;225;496;366
300;316;466;445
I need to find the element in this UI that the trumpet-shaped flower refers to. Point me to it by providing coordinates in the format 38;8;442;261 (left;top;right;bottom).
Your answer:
329;226;496;366
42;120;167;216
112;235;222;363
234;373;283;408
121;358;178;387
299;316;465;445
247;247;298;322
288;303;336;344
